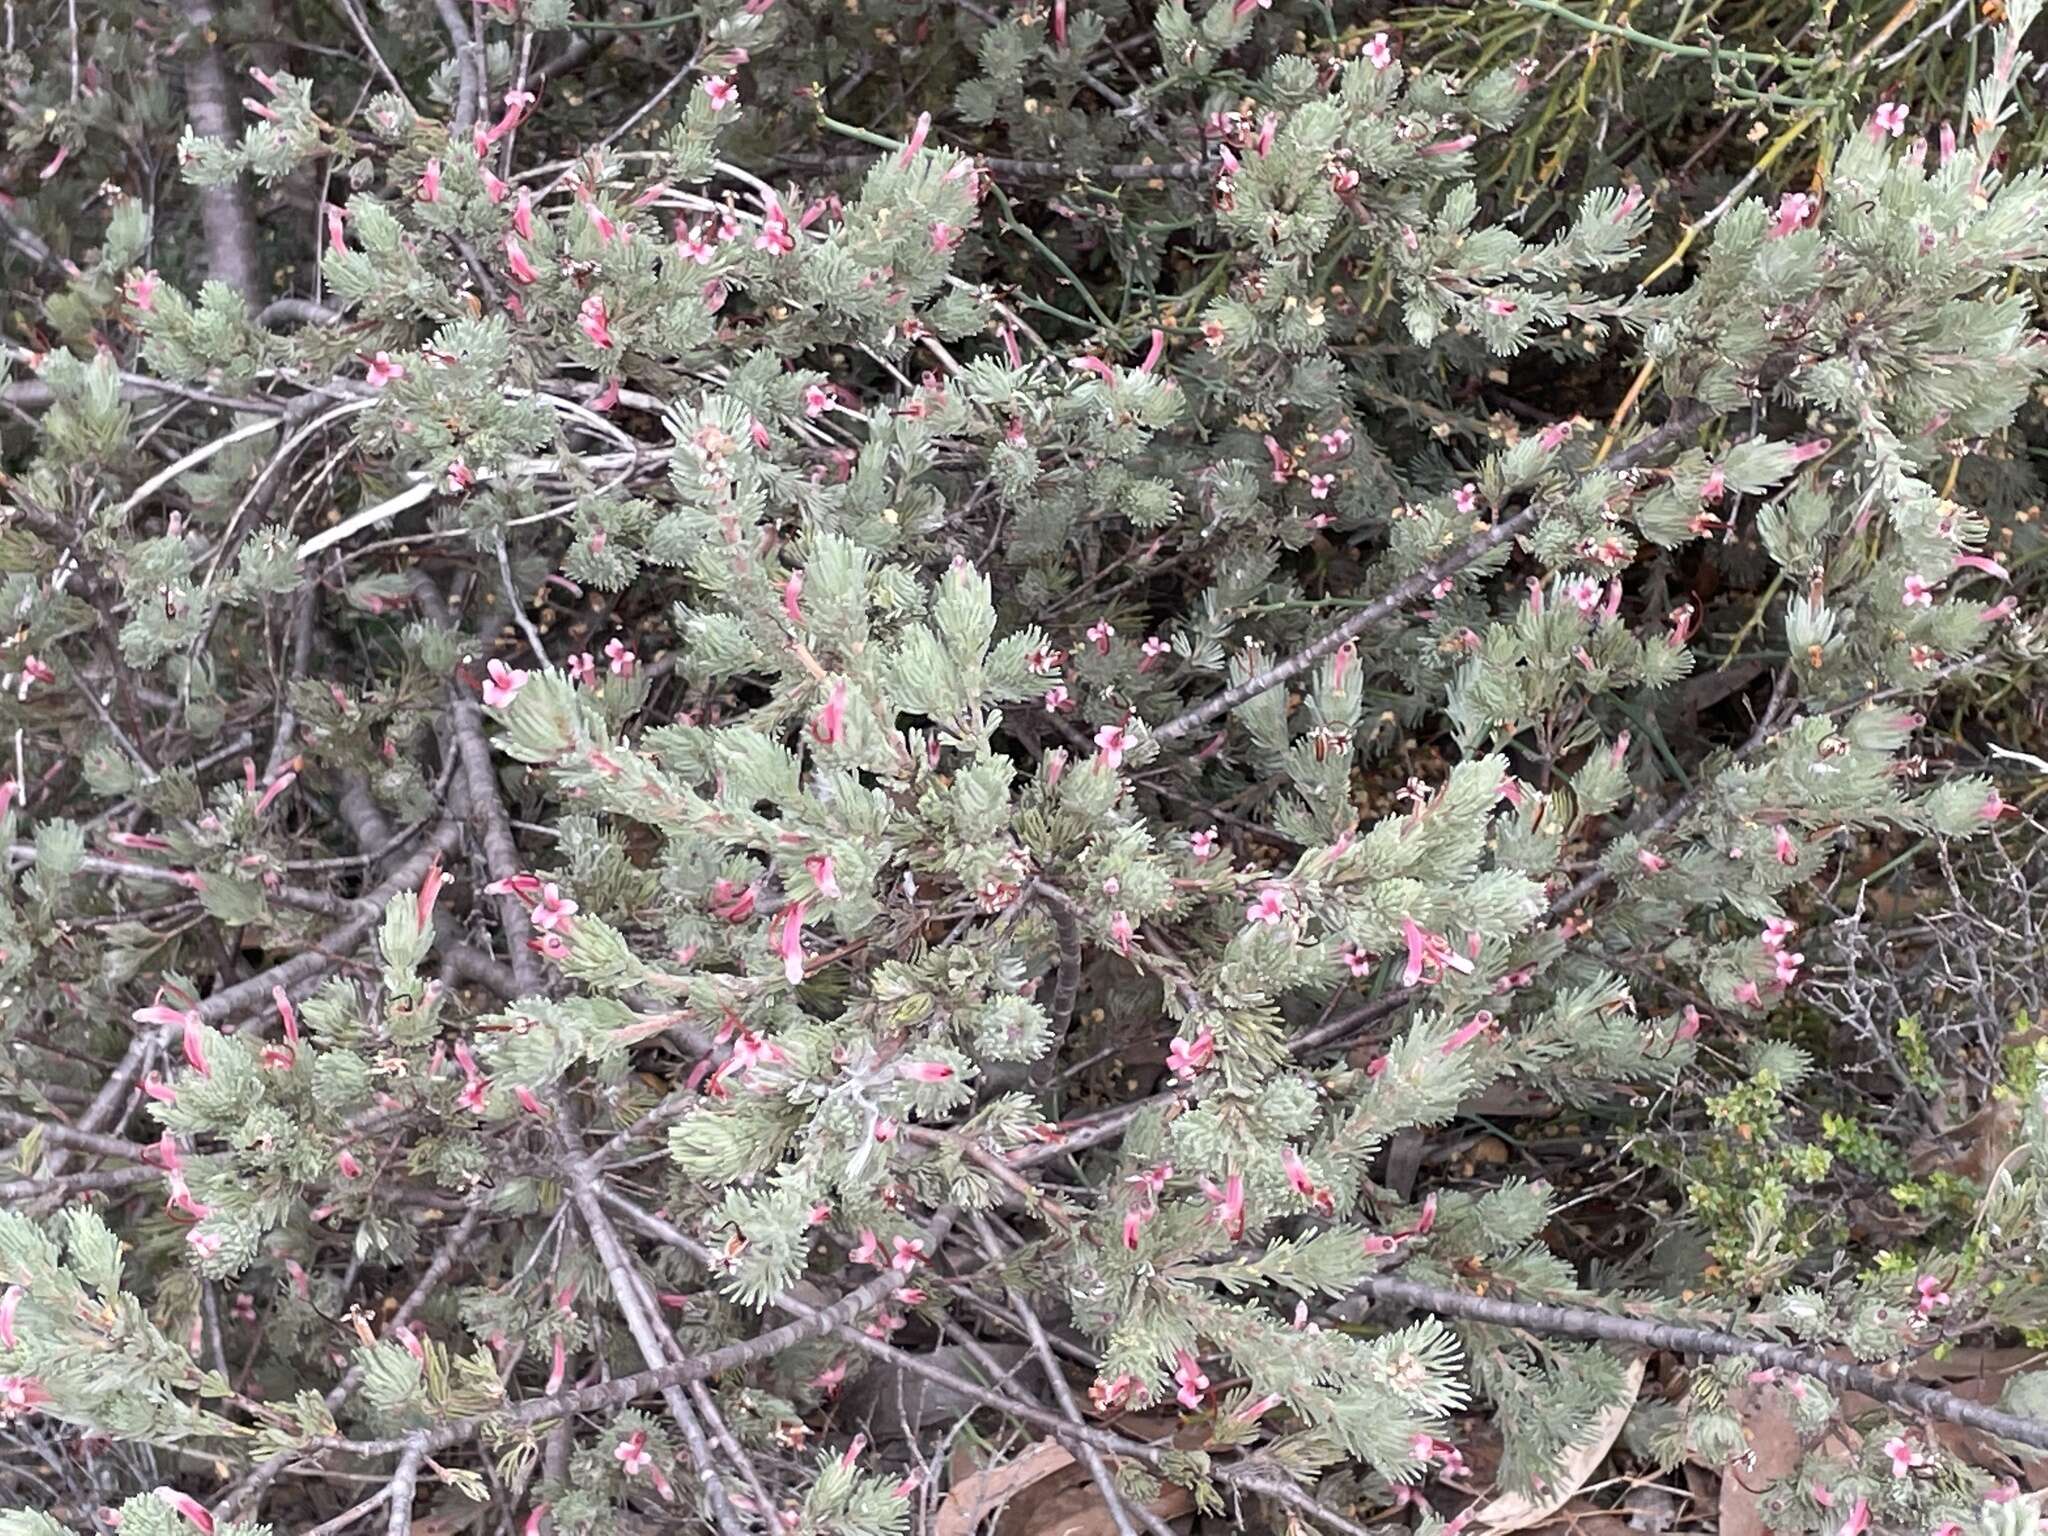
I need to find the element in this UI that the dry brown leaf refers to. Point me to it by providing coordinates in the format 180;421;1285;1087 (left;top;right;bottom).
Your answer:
1717;1378;1813;1536
996;1473;1195;1536
1476;1357;1647;1534
937;1440;1078;1536
1839;1348;2048;1486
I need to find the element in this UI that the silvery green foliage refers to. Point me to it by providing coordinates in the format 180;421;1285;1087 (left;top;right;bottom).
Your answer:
0;0;2043;1529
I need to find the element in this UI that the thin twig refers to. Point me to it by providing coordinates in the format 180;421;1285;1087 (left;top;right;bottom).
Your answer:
1359;1270;2048;1452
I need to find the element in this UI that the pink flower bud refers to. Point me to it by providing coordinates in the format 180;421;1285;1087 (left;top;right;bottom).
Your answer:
810;681;848;747
774;902;809;985
154;1490;215;1533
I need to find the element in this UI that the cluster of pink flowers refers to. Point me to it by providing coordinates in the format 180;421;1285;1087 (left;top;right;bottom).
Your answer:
566;637;638;685
1411;1433;1469;1478
483;872;579;963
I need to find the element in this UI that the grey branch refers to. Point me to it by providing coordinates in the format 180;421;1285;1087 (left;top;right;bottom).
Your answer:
1359;1271;2048;1452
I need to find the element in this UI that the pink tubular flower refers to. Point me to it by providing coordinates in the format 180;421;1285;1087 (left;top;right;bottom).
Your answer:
1281;1146;1332;1214
253;769;295;816
1365;30;1393;67
0;1285;20;1349
1235;1392;1283;1425
615;1430;652;1475
1200;1173;1245;1238
567;652;596;686
805;852;841;900
531;883;578;932
703;75;738;111
1245;886;1289;927
755;198;796;254
481;89;535;146
709;878;757;923
1773;826;1799;866
418;159;442;204
897;111;932;168
1442;1009;1495;1055
603;637;638;676
335;1149;362;1179
514;1086;550;1118
1882;1435;1925;1477
413;860;445;933
1108;910;1136;956
136;997;209;1078
1871;101;1909;140
810;680;848;747
504;235;539;285
1094;723;1129;770
1769;192;1815;238
126;269;160;312
365;352;405;388
1914;1273;1951;1315
578;293;614;349
0;1373;42;1420
1167;1027;1215;1078
1839;1497;1871;1536
1189;827;1218;860
1954;552;2011;582
899;1060;953;1083
1087;619;1115;654
1401;917;1476;987
782;570;806;624
774;901;808;985
1173;1350;1210;1409
676;221;716;264
155;1489;216;1533
482;659;529;708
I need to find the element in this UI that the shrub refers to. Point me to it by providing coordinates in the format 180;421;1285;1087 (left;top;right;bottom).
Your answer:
2;0;2048;1533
